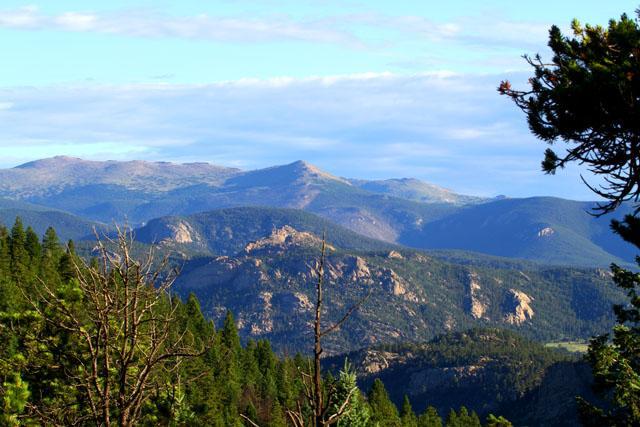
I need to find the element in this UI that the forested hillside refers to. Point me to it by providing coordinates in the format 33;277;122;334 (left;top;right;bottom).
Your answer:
174;225;623;354
0;219;511;426
0;157;633;267
134;207;399;256
325;329;598;426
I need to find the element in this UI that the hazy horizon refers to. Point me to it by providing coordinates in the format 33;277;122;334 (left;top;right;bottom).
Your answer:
0;1;629;200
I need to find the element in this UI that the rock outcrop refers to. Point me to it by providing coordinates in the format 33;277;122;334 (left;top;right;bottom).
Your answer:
465;272;487;319
378;268;419;302
166;221;198;243
537;227;555;238
503;289;534;325
244;225;334;254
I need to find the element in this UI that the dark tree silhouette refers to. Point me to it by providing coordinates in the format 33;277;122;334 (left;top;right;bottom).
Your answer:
499;12;640;214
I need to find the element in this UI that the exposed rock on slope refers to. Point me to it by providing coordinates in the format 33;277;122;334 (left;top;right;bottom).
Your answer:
537;226;555;238
134;207;399;257
244;225;334;254
503;289;534;325
173;227;620;355
162;220;200;244
465;272;487;319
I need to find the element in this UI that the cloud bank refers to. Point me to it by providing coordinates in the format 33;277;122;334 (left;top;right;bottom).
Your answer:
0;5;551;52
0;72;597;199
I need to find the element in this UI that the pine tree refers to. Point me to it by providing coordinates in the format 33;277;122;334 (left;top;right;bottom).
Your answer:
446;407;481;427
268;400;287;427
0;225;10;274
256;340;278;399
0;226;18;312
1;374;30;426
40;227;62;283
57;240;76;283
445;409;459;427
418;406;442;427
24;227;41;263
400;395;418;427
220;310;243;426
334;359;370;427
368;379;401;427
8;218;27;281
485;414;512;427
577;216;640;424
41;227;60;255
222;310;242;355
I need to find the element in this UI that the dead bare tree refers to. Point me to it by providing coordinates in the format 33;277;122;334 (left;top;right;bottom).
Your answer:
286;234;370;427
26;226;207;427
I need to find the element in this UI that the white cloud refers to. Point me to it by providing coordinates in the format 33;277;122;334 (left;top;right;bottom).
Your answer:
0;6;362;45
55;12;97;31
0;71;599;199
0;5;40;28
0;6;554;53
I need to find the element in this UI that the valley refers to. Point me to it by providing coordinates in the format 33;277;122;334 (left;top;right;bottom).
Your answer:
0;156;632;425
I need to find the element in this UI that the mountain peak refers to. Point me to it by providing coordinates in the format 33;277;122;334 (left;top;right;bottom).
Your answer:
285;160;350;184
287;159;325;173
227;160;350;190
15;156;84;169
289;159;312;168
243;225;334;254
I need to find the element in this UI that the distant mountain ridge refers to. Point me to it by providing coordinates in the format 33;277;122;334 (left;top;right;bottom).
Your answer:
0;197;106;241
349;177;484;205
3;156;239;195
1;156;636;267
405;197;637;267
133;207;398;256
0;156;464;243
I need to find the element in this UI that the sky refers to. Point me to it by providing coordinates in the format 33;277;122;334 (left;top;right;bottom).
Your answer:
0;1;635;199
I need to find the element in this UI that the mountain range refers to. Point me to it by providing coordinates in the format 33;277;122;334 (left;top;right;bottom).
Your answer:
2;156;634;425
169;223;621;355
0;156;635;267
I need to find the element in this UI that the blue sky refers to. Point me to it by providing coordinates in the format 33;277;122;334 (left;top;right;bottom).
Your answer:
0;1;635;198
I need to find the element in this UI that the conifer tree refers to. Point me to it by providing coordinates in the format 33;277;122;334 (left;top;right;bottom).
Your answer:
368;379;401;427
57;240;76;282
269;400;287;427
334;359;370;427
8;218;27;281
500;8;640;424
22;227;208;426
418;406;442;427
445;409;459;427
0;374;29;427
220;310;243;426
40;227;62;282
485;413;512;427
400;395;418;427
41;227;60;255
24;227;40;263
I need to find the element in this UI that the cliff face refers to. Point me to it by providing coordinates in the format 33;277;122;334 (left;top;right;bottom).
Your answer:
503;289;535;325
465;273;487;319
174;226;618;355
